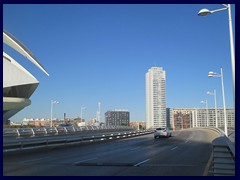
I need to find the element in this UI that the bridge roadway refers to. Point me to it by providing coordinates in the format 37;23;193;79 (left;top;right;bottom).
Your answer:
3;128;219;176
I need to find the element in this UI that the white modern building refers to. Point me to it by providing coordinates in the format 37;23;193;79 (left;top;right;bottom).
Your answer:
168;108;235;131
191;108;235;130
146;67;166;129
3;30;49;124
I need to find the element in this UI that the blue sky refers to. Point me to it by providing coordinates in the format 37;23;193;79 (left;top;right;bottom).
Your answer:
3;4;235;123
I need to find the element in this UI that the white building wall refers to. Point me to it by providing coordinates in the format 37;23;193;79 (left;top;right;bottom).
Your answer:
3;30;49;124
170;108;235;130
146;67;166;129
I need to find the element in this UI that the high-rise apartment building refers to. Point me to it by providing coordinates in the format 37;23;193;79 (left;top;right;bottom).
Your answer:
146;67;166;129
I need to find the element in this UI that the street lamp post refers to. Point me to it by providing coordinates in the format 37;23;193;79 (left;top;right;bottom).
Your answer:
51;100;59;127
81;106;86;121
200;100;209;127
195;108;198;127
208;68;228;136
181;116;183;130
207;90;218;128
198;4;235;104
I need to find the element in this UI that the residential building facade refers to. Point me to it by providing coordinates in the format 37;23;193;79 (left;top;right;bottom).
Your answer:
168;108;235;131
146;67;166;129
105;110;130;126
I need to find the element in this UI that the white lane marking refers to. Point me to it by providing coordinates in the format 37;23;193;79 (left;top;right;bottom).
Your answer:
134;159;150;167
171;146;178;150
187;135;193;140
130;147;140;151
185;136;194;143
22;157;47;163
185;136;193;143
74;157;97;164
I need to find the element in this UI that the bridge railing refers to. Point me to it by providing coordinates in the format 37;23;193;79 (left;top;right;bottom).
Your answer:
195;127;235;176
3;129;154;152
3;125;134;138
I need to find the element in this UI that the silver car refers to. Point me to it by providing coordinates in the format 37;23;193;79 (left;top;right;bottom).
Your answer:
154;127;172;138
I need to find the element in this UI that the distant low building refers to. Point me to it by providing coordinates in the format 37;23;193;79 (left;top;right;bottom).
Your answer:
88;118;99;126
28;119;49;127
10;121;21;126
22;118;31;125
130;121;146;130
77;122;86;127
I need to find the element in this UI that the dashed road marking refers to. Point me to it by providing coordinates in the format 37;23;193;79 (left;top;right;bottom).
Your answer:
74;157;98;165
22;157;47;163
171;146;178;150
130;147;140;151
134;159;150;167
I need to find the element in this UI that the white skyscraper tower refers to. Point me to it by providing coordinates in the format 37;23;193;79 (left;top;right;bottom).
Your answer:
146;67;166;129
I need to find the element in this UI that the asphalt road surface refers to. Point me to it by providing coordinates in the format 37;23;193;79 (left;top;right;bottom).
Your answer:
3;128;219;176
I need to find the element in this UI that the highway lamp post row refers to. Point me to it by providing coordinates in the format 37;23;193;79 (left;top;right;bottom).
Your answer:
207;90;218;128
208;68;228;136
198;4;235;105
50;100;59;128
200;100;209;127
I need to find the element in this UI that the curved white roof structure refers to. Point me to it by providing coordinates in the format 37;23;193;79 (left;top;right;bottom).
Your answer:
3;30;49;76
3;30;49;124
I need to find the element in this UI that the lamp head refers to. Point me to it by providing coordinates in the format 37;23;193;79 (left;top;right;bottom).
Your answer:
198;8;212;16
52;100;59;104
208;71;214;77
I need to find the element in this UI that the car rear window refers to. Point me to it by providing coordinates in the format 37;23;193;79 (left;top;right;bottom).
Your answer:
156;128;165;130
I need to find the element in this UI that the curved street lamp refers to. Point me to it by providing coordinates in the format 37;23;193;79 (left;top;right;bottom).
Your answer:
81;106;86;121
198;4;235;104
200;100;209;127
207;90;218;128
208;68;228;136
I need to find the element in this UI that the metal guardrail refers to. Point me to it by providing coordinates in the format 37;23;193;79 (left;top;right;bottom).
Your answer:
197;127;235;176
211;136;235;176
3;125;133;138
3;129;154;152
